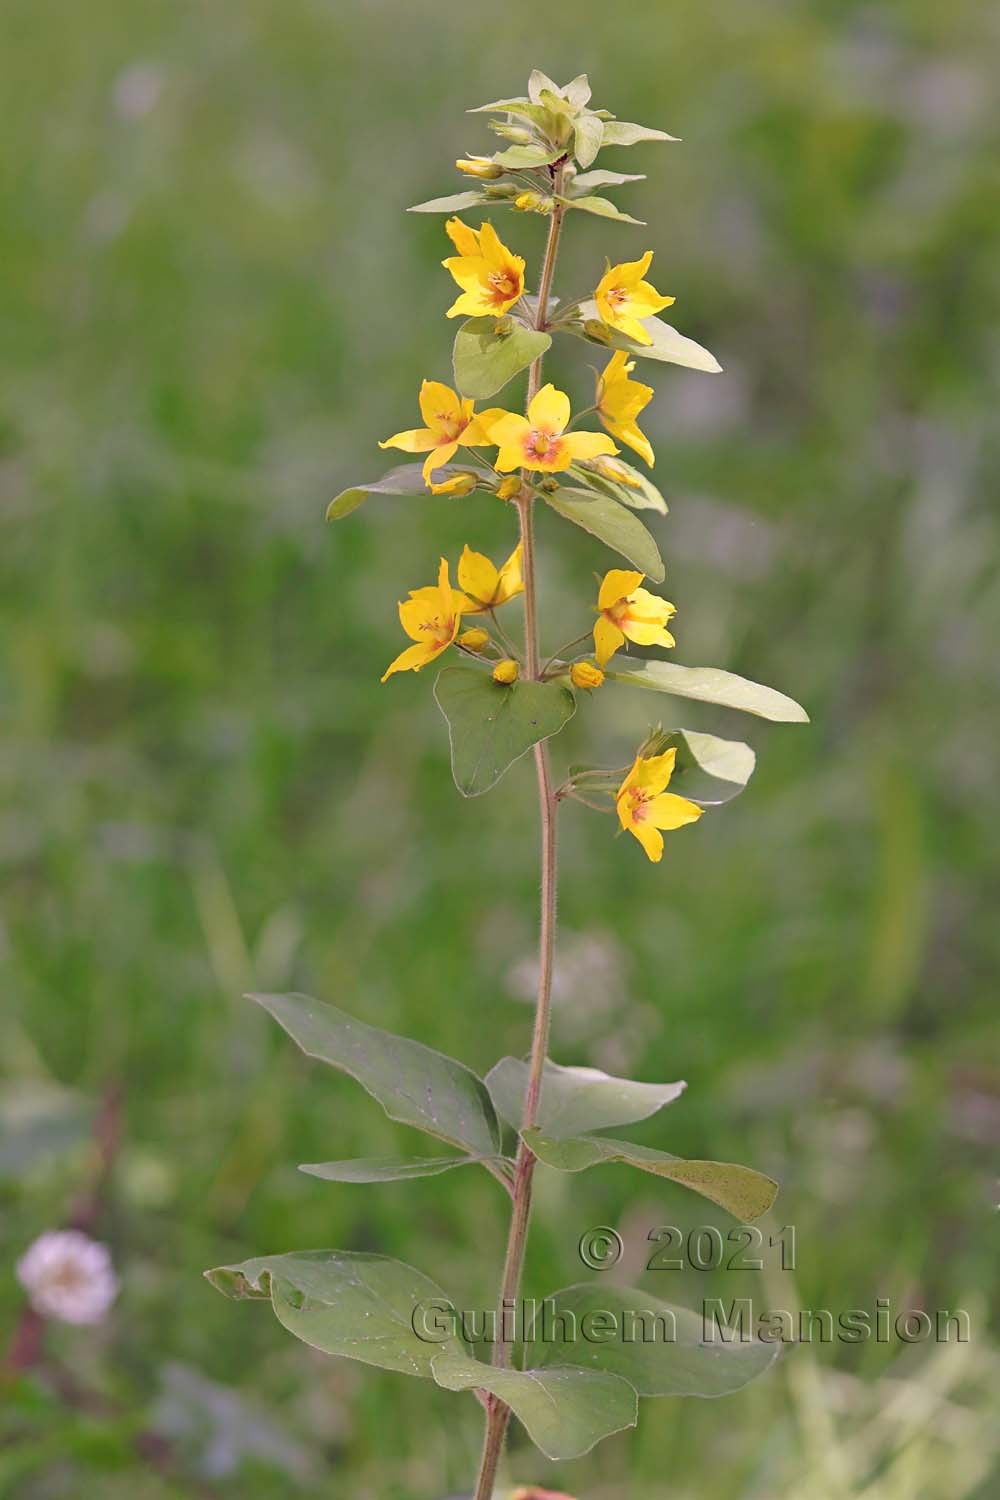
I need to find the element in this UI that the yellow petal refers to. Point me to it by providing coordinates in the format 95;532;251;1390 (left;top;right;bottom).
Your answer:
594;615;626;666
381;641;433;682
598;568;644;611
635;748;677;792
379;427;437;454
463;407;509;444
418;381;462;433
457;544;500;606
422;441;460;486
648;791;703;831
494;542;524;604
630;819;665;862
445;217;481;256
616;250;655;286
629;283;675;319
562;432;618;462
527;383;571;435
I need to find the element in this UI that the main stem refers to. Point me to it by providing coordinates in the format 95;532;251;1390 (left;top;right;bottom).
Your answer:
472;162;567;1500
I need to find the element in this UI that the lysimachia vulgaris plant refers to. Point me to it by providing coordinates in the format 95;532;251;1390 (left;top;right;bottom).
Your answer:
207;71;809;1499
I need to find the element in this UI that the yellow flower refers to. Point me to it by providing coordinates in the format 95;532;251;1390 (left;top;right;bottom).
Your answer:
432;471;479;497
616;748;703;863
381;558;466;682
457;626;490;651
570;660;605;691
596;351;655;467
442;218;526;318
457;543;524;612
594;251;674;346
593;568;676;666
379;380;503;491
493;659;519;684
488;385;618;474
455;156;503;179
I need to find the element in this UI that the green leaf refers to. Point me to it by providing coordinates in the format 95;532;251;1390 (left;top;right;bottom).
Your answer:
249;992;500;1156
532;1284;779;1395
522;1131;778;1220
573;113;605;169
565;195;645;226
452;317;551;399
571;169;645;192
431;1352;636;1461
605;660;809;723
408;191;490;214
659;728;756;805
600;120;680;147
468;98;553;130
434;668;576;797
491;142;564;170
572;458;667;514
486;1057;685;1138
571;301;722;373
541;487;664;581
327;462;491;521
205;1251;465;1377
299;1154;502;1184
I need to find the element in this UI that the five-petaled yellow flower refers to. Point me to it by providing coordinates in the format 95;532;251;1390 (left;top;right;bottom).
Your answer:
616;748;703;863
380;380;501;492
381;558;466;682
443;218;526;318
457;543;524;612
488;385;618;474
593;568;676;666
596;351;655;467
594;251;674;346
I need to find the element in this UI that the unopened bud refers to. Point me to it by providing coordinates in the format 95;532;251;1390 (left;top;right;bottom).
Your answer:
483;182;519;199
457;627;490;651
489;123;534;145
583;319;613;344
514;192;552;214
492;659;519;685
570;660;605;691
496;476;522;502
431;471;478;497
455;156;504;180
538;477;560;493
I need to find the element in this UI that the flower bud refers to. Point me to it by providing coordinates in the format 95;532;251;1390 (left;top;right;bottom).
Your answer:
483;182;519;199
492;659;519;685
538;477;560;493
583;319;614;344
455;156;504;180
496;476;522;502
457;627;490;651
570;660;605;691
489;123;534;145
514;192;552;215
432;471;479;497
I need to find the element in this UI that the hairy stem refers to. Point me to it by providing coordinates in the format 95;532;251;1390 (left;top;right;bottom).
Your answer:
472;160;567;1500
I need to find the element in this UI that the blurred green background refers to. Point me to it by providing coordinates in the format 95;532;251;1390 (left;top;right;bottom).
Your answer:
2;0;997;1496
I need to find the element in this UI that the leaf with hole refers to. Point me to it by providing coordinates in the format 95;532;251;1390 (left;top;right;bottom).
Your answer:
205;1251;466;1377
532;1284;779;1395
249;992;500;1156
452;317;551;399
486;1058;685;1138
541;487;664;581
431;1351;637;1460
434;668;576;797
605;661;809;723
522;1131;778;1219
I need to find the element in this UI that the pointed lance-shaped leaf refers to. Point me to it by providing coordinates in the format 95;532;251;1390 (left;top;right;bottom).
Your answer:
327;462;492;521
487;1057;685;1138
540;486;664;581
657;729;756;806
563;195;645;226
431;1351;637;1461
408;191;492;214
531;1283;779;1395
572;113;605;169
434;668;576;798
248;992;501;1156
205;1251;466;1378
570;458;667;514
569;301;722;374
600;120;680;147
299;1154;508;1184
521;1131;778;1220
570;169;646;192
605;660;809;723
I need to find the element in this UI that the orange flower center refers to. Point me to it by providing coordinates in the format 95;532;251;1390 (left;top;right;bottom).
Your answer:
625;786;651;823
606;284;630;309
522;428;563;465
431;410;467;442
486;268;519;302
421;610;457;646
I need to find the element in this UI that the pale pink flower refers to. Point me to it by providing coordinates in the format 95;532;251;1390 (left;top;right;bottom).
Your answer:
16;1230;119;1325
